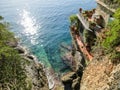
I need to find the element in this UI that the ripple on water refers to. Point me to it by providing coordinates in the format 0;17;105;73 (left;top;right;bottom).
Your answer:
0;0;97;73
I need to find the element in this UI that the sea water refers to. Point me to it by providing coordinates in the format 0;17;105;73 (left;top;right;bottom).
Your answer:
0;0;97;73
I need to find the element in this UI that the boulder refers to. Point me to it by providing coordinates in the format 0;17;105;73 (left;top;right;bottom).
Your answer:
15;47;25;54
27;55;34;60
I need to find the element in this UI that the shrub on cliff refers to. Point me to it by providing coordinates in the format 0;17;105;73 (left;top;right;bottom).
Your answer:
102;9;120;63
0;46;27;89
0;17;16;45
102;9;120;49
69;15;79;28
69;15;78;23
0;16;31;89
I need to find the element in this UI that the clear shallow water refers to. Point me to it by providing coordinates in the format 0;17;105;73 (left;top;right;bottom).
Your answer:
0;0;96;73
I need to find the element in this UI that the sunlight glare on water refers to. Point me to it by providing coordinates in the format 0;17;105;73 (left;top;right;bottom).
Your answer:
20;9;40;45
0;0;97;73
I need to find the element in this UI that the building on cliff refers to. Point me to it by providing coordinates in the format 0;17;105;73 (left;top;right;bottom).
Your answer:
69;0;116;62
96;0;115;27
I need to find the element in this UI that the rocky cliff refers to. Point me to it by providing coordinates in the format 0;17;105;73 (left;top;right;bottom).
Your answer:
17;46;49;90
61;1;120;90
80;53;120;90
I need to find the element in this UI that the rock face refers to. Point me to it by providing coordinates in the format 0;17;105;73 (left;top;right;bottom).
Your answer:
61;52;75;70
108;64;120;90
15;45;49;90
15;46;25;54
25;58;49;90
73;51;85;71
61;51;84;90
66;1;120;89
61;72;78;90
80;56;120;90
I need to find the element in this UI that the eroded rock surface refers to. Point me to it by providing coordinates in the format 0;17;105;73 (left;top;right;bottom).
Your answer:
80;57;120;90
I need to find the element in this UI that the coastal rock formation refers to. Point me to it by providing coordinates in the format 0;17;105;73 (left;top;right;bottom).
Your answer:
0;18;49;89
64;0;120;90
25;56;49;90
15;46;25;54
14;44;50;90
61;51;84;90
17;45;64;90
16;45;49;90
61;71;81;90
60;43;85;90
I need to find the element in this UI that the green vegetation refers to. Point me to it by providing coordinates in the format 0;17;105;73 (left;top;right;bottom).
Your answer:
111;51;120;64
0;16;30;90
69;15;79;24
0;21;15;45
102;9;120;49
69;15;79;28
0;16;3;20
102;9;120;63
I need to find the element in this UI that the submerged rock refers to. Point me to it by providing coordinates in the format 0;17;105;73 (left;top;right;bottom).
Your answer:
61;52;75;69
60;42;72;51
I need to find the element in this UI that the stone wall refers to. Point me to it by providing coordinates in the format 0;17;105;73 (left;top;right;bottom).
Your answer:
96;3;113;27
100;0;120;9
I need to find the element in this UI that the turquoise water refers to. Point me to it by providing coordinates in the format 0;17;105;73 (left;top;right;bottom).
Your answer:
0;0;97;73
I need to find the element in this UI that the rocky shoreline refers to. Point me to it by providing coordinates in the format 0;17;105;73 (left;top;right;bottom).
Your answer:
11;42;49;90
11;40;65;90
6;25;86;90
